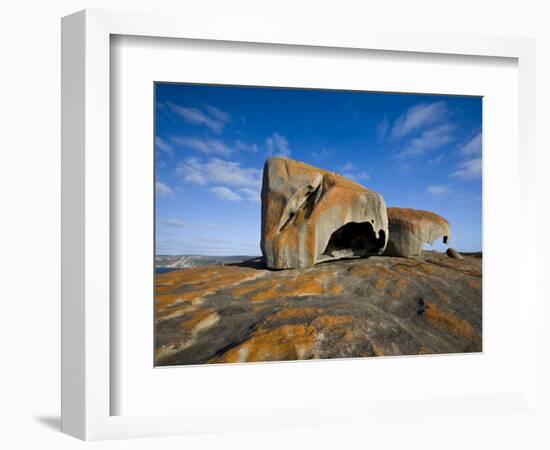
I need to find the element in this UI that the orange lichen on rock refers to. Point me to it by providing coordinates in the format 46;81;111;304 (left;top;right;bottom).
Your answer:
310;315;354;329
212;314;355;363
416;263;436;274
156;265;264;295
390;259;443;278
230;271;335;303
180;309;219;332
424;302;476;341
214;324;319;363
418;345;432;355
369;341;387;357
396;279;409;289
156;309;220;364
432;287;451;303
375;278;386;290
390;290;401;298
394;264;417;276
347;263;395;278
250;279;325;302
155;292;204;312
265;307;323;322
329;283;344;295
156;266;265;319
466;278;482;290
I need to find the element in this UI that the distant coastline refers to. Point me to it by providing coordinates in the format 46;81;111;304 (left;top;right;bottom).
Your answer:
155;251;481;273
155;254;259;271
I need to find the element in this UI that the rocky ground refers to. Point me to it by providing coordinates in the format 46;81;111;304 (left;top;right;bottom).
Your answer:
155;251;482;366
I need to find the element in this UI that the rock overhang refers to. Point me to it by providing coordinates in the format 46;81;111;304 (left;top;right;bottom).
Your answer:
260;157;389;269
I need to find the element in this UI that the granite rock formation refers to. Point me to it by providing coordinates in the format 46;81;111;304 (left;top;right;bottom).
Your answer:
384;207;451;257
155;251;482;366
260;158;388;269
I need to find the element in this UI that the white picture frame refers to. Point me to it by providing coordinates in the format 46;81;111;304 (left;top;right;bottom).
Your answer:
61;9;537;441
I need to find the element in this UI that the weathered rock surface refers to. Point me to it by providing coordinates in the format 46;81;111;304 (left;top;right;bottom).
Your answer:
260;158;388;269
155;251;482;366
384;207;451;257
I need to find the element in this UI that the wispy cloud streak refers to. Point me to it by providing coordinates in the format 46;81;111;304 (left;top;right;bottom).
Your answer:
175;158;262;190
389;101;449;140
266;132;291;157
166;102;230;134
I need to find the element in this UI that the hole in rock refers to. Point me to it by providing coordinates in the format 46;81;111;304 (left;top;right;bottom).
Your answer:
322;221;386;260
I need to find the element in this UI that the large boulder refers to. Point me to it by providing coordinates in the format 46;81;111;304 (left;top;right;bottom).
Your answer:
260;157;388;269
384;207;451;257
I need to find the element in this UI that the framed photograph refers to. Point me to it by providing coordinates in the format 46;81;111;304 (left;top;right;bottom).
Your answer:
153;83;483;367
62;9;537;440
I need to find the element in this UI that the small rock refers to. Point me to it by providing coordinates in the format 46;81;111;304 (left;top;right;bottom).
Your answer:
446;248;463;259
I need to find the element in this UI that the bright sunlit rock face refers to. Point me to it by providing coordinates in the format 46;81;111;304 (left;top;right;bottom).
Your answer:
383;207;451;257
260;157;388;269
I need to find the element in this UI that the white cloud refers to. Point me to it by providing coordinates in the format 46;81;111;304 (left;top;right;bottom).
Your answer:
172;136;262;156
338;162;370;182
458;131;482;156
266;132;291;157
162;218;187;227
234;140;259;153
427;184;450;195
342;171;371;182
351;171;371;181
452;158;482;179
172;136;232;156
390;101;448;140
339;162;356;172
156;181;174;197
203;104;231;124
156;137;173;156
166;102;230;134
376;115;389;141
396;123;454;159
210;186;242;202
176;158;262;190
160;218;222;229
310;148;332;160
428;154;445;166
238;187;261;203
177;162;207;185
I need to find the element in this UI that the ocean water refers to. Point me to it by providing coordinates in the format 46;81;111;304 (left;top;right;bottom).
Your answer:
155;267;179;274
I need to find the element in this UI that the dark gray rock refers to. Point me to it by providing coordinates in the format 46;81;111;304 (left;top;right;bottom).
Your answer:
155;251;482;366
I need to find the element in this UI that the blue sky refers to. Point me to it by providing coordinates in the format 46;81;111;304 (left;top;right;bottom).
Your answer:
155;83;482;256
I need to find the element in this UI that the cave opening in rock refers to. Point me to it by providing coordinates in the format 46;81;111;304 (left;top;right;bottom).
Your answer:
322;221;386;260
